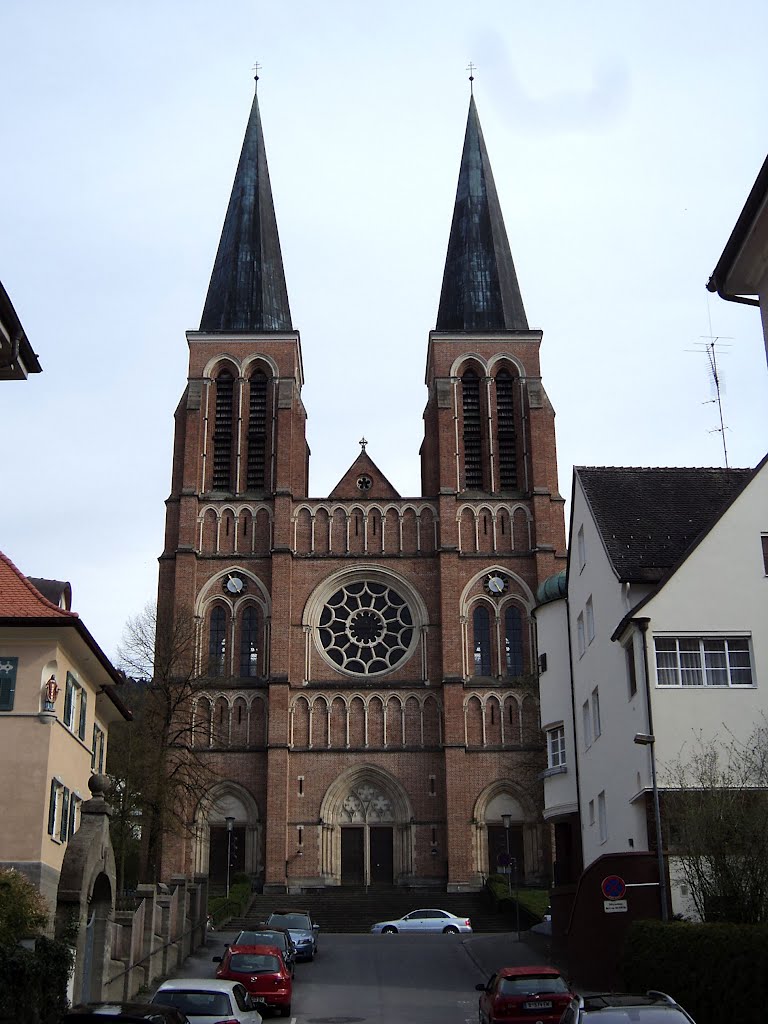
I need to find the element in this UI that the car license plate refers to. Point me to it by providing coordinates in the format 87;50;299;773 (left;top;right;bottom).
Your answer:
524;1000;552;1010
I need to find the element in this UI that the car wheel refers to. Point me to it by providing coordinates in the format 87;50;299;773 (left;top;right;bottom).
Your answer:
382;925;398;934
443;925;459;934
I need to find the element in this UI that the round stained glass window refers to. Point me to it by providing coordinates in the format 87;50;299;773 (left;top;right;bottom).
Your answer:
317;580;415;676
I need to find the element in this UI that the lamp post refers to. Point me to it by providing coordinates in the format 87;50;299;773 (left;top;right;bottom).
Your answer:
501;814;521;939
225;816;235;898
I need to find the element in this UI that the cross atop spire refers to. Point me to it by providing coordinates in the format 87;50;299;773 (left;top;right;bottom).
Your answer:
466;61;476;95
359;436;368;453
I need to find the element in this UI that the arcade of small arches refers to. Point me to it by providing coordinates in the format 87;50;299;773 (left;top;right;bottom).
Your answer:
190;692;268;748
194;500;533;558
289;692;442;749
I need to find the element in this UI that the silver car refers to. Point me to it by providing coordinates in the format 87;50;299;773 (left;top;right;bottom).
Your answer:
151;979;263;1024
370;908;472;934
266;910;319;961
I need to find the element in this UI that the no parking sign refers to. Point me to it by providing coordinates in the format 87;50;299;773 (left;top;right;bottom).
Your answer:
601;874;626;900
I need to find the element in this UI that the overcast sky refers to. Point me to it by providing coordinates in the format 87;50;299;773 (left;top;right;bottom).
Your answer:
2;0;767;661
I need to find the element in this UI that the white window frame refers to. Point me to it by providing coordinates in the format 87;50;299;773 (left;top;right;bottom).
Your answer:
586;596;595;644
598;790;607;843
654;635;754;688
91;723;105;772
582;700;592;749
547;725;566;769
591;687;601;739
64;672;87;738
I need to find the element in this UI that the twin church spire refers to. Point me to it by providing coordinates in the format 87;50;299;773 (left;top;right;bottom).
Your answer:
200;85;526;335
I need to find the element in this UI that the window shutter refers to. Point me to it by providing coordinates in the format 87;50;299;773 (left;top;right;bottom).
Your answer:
47;780;58;835
68;796;78;839
0;657;18;711
64;675;75;725
78;690;87;739
60;788;70;841
91;725;98;769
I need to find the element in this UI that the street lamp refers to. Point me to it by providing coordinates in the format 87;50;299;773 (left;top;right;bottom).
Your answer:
501;814;521;939
225;816;235;898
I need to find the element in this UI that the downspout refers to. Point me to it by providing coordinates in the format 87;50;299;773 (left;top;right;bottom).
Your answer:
637;617;670;921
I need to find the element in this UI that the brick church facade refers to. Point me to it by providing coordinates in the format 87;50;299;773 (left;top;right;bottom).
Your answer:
158;84;566;893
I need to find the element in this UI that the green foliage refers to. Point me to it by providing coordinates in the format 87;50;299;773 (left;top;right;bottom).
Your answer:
208;882;252;926
623;919;768;1024
0;868;48;947
0;935;74;1024
485;876;548;926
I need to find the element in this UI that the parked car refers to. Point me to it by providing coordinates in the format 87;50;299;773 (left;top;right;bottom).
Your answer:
64;1005;189;1024
213;944;292;1017
150;979;263;1024
476;966;573;1024
370;908;472;934
266;909;319;961
560;991;696;1023
232;924;297;975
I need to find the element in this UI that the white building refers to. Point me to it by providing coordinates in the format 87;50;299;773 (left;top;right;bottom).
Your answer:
535;457;768;915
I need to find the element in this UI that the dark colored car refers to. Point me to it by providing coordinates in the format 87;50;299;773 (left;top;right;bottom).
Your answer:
233;924;297;975
63;1004;190;1024
214;944;292;1017
476;966;573;1024
266;909;319;961
560;991;697;1023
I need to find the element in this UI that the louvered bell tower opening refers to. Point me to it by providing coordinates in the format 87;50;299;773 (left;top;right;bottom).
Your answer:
462;369;482;490
212;371;235;491
496;370;517;490
246;371;268;490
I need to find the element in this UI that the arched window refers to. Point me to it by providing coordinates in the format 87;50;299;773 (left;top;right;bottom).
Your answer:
247;370;268;490
212;370;235;491
240;606;259;678
473;605;491;676
209;606;227;676
496;370;517;489
504;604;524;677
462;369;482;490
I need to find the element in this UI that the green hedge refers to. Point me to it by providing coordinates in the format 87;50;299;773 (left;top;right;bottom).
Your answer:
0;936;74;1024
208;881;252;926
623;920;768;1024
485;877;547;928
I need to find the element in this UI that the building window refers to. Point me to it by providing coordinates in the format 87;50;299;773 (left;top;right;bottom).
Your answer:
598;790;607;843
496;370;517;489
239;606;260;677
318;579;415;677
588;799;595;826
504;605;524;677
576;613;585;657
591;687;601;739
547;726;566;769
212;370;235;490
247;370;268;490
586;596;595;644
68;794;81;839
91;724;105;773
582;700;592;749
462;369;482;490
63;673;87;739
0;656;18;711
473;605;492;676
429;775;436;796
577;525;586;571
48;779;71;842
298;776;304;796
762;534;768;575
625;642;638;698
208;606;228;676
654;636;753;687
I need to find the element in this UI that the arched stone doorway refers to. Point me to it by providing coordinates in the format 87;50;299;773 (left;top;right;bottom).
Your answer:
193;782;262;885
319;766;414;887
55;775;116;1005
471;781;545;885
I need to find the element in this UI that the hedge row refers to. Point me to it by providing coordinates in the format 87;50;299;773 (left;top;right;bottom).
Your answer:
623;920;768;1024
0;936;73;1024
208;881;252;926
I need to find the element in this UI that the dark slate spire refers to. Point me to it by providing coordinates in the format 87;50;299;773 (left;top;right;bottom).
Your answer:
436;96;528;332
200;83;292;332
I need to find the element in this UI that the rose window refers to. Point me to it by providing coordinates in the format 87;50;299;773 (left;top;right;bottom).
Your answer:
318;580;414;676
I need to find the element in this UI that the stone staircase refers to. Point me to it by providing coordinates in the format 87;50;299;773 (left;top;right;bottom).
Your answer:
229;886;535;934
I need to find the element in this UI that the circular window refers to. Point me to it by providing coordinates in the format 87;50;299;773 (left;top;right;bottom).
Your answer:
317;580;415;676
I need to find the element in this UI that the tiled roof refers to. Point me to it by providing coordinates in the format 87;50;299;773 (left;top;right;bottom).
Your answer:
576;466;753;582
0;551;78;619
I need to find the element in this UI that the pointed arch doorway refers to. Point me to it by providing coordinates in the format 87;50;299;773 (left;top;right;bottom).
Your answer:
321;767;413;887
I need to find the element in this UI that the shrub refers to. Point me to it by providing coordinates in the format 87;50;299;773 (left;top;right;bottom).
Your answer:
208;881;252;926
0;868;48;947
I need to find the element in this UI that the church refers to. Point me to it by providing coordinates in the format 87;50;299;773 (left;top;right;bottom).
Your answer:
157;82;566;893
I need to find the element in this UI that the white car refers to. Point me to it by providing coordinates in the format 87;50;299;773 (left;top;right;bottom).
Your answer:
370;908;473;934
151;979;263;1024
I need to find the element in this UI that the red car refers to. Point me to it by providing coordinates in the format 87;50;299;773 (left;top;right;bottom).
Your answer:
214;943;292;1017
476;966;573;1024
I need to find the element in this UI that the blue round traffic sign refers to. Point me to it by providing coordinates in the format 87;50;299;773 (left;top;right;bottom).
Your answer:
601;875;626;900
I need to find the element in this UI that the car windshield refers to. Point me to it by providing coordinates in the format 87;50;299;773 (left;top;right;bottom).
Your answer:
153;991;230;1016
236;931;286;947
499;976;570;995
269;913;310;930
230;953;281;973
583;1012;690;1023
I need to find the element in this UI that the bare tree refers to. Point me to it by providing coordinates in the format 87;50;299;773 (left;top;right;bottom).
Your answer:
663;721;768;924
108;603;217;883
